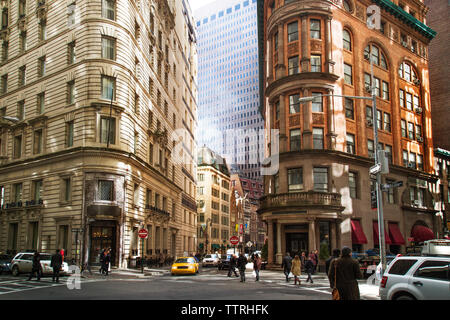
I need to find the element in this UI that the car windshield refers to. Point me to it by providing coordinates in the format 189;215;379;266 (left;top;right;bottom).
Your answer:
175;258;195;264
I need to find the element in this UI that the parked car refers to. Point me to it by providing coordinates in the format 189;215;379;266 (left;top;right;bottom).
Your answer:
379;255;450;300
171;257;199;276
0;254;14;274
10;252;69;277
202;254;220;267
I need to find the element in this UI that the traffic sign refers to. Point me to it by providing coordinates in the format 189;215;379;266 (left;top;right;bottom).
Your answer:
246;241;252;247
138;228;148;239
369;163;381;175
230;236;239;245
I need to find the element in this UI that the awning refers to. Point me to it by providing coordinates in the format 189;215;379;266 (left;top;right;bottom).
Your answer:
351;220;368;244
373;221;392;245
388;223;405;245
411;225;434;242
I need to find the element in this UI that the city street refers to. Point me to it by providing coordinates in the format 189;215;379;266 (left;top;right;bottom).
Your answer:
0;266;379;300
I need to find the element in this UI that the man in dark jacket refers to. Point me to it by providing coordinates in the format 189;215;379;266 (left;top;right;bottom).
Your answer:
305;256;314;283
51;249;63;283
227;254;239;277
325;248;341;276
281;253;292;282
236;253;248;282
328;247;363;300
27;252;41;281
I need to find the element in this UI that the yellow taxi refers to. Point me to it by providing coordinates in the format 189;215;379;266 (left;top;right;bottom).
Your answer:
171;257;199;275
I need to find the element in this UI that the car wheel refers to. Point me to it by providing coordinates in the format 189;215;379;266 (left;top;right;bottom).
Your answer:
12;266;19;277
395;294;415;301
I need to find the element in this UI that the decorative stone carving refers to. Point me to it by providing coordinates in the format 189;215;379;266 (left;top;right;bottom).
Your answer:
312;113;324;125
289;115;300;127
310;40;322;53
356;4;365;21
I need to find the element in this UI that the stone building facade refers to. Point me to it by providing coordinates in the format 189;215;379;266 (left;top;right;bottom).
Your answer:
196;146;231;254
0;0;198;268
258;0;438;266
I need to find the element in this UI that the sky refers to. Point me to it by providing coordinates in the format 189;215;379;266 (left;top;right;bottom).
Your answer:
188;0;217;12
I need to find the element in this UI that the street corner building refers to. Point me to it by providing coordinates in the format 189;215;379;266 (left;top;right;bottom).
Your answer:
0;0;199;268
258;0;440;266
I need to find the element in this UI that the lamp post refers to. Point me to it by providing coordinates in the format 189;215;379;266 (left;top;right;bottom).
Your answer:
298;58;387;275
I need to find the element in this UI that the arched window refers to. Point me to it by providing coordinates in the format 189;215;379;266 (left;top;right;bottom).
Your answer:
343;0;352;12
364;44;388;70
343;29;352;51
399;61;419;84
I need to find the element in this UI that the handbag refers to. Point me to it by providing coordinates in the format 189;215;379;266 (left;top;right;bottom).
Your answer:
332;260;340;300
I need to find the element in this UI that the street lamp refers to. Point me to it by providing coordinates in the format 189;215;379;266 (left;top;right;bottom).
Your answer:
298;57;388;275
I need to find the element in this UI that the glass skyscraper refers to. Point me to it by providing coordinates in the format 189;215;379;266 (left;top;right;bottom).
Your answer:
195;0;263;181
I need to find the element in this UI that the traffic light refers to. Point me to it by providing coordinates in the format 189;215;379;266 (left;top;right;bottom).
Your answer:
371;190;377;209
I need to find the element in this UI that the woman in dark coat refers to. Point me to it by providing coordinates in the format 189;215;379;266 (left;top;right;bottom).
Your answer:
236;253;248;282
304;256;314;283
328;247;363;300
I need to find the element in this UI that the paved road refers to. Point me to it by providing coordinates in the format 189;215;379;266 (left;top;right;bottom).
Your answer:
0;267;380;300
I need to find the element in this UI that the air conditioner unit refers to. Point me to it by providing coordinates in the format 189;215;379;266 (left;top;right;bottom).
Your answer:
365;85;372;92
413;200;421;206
413;78;421;86
364;52;370;60
402;41;409;48
415;107;423;114
366;119;373;127
408;162;416;169
417;137;423;143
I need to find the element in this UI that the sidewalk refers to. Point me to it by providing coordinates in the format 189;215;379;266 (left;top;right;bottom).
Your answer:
81;266;171;279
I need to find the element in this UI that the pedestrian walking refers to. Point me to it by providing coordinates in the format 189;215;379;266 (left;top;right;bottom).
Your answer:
325;248;341;276
27;252;41;281
51;249;63;283
309;250;318;274
227;254;239;277
313;249;319;274
99;249;106;274
159;252;165;267
305;256;314;283
300;251;306;272
253;254;262;281
237;253;248;282
291;255;301;285
281;252;293;282
103;248;111;276
328;246;363;300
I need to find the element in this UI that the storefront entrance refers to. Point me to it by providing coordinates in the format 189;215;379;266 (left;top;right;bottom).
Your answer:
89;225;116;266
286;233;308;256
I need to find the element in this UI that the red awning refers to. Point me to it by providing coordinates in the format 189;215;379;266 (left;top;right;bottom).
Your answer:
351;220;368;244
373;221;392;245
411;225;434;242
388;223;405;245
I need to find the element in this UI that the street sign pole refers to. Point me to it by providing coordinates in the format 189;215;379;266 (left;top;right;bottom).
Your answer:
371;59;387;276
141;237;144;274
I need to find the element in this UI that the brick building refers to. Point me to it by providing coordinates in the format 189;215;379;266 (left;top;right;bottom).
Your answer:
258;0;438;266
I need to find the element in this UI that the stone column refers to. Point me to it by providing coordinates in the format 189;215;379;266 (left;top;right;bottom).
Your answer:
268;36;274;82
279;94;287;153
276;221;283;264
325;16;335;74
330;222;337;250
300;13;310;72
302;88;313;149
151;224;156;255
275;23;286;79
308;220;316;253
326;88;337;150
268;220;274;265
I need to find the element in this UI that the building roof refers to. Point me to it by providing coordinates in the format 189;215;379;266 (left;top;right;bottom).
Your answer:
371;0;436;39
197;146;230;176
